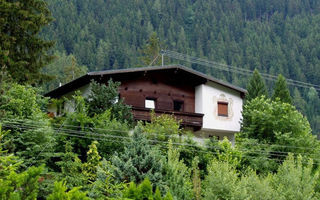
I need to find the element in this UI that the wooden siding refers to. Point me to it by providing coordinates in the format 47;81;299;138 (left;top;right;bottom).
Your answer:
132;107;203;131
118;74;196;113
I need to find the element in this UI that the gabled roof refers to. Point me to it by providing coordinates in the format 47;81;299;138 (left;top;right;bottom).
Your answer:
45;65;247;98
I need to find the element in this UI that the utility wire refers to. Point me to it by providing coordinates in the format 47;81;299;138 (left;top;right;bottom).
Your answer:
2;120;320;161
2;118;318;151
5;123;316;165
163;50;320;91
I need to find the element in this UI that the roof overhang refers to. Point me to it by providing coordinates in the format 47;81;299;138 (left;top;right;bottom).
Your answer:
45;65;247;99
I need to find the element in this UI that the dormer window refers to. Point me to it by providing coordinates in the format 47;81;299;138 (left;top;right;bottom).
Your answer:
218;102;228;117
145;98;156;109
173;100;184;112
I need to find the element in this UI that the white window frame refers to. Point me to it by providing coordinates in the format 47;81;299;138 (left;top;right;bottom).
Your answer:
145;98;156;109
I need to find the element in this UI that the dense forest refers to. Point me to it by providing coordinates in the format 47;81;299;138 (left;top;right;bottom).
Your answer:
41;0;320;134
1;0;320;199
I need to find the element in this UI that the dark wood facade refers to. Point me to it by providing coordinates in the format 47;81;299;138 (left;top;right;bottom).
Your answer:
119;75;195;112
110;70;204;130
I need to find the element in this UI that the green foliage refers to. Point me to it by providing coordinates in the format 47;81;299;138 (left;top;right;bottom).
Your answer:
206;138;243;169
165;141;193;200
47;181;89;200
82;141;101;183
191;157;201;200
1;81;320;199
59;92;129;159
140;32;163;66
238;169;274;200
0;83;56;167
0;125;20;177
0;0;54;84
0;83;45;119
272;154;320;200
203;159;246;200
0;166;44;200
88;159;126;199
272;74;292;104
42;52;88;91
86;80;133;124
236;138;279;173
143;112;181;141
241;96;316;145
177;135;211;173
41;0;320;133
123;178;173;200
239;96;320;172
0;130;43;200
56;141;86;188
112;127;166;190
245;69;268;103
203;154;320;200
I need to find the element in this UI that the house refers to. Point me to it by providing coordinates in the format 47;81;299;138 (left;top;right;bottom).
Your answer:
45;65;246;143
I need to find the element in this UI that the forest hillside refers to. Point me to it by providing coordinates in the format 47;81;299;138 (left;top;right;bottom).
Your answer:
42;0;320;134
1;1;320;198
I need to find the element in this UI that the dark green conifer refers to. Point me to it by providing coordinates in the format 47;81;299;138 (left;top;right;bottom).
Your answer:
112;127;165;190
272;74;292;104
86;80;133;123
245;69;268;102
0;0;54;84
140;32;162;66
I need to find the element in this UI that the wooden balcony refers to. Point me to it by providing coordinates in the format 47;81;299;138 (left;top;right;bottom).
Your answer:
131;107;204;131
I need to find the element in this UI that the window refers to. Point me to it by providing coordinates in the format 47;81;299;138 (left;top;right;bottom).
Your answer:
145;98;156;109
113;95;119;104
173;100;184;112
57;101;65;116
218;102;228;117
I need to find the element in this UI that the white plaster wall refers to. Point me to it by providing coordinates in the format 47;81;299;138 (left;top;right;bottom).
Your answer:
47;84;91;115
195;82;243;133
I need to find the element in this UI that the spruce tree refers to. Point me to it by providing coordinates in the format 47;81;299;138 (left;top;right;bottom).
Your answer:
140;32;162;66
0;0;54;84
86;80;133;124
245;69;268;103
112;127;165;189
272;74;292;104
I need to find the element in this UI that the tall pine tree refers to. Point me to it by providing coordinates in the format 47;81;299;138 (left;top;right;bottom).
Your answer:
140;32;162;66
272;74;292;104
245;69;268;102
0;0;54;84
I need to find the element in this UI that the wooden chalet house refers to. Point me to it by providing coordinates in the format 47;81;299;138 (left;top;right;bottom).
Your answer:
46;65;246;143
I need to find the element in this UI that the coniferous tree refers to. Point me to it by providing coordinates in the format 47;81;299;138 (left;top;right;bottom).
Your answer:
82;141;101;183
56;141;86;188
0;0;54;84
47;181;89;200
140;32;162;66
272;74;292;104
165;141;193;200
86;80;133;124
245;69;268;102
192;157;201;200
112;127;166;190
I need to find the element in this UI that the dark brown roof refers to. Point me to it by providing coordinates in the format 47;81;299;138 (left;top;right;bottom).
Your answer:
45;65;247;98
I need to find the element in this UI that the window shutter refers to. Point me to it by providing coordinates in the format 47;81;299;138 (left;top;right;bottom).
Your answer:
218;102;228;117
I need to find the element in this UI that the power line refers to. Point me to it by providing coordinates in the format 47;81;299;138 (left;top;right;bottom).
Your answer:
2;120;320;160
163;50;320;91
5;122;318;165
2;118;318;151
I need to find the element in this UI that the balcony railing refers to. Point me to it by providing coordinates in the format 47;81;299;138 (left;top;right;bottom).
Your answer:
131;107;203;130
